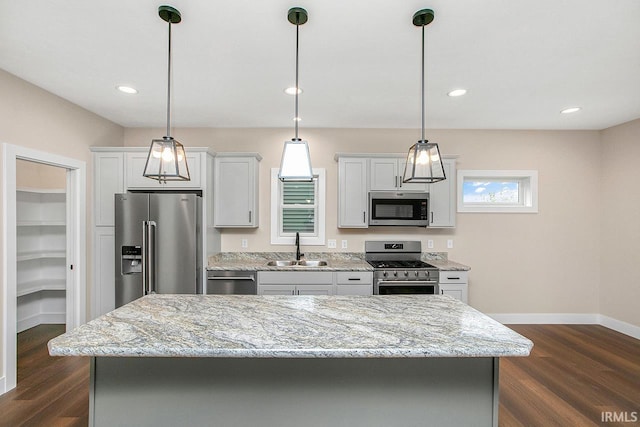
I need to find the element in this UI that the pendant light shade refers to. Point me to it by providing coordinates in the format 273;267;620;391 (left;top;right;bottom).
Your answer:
278;7;313;182
143;5;190;183
403;9;446;184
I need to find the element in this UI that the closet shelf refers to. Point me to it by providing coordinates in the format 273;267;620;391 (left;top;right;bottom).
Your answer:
17;220;66;227
17;279;66;297
17;251;66;262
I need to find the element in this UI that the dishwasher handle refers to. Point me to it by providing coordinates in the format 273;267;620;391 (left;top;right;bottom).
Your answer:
208;276;255;281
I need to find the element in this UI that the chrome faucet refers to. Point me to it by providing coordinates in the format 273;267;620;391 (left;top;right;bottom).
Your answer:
295;232;303;260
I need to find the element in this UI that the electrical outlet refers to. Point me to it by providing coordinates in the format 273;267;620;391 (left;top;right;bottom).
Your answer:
241;239;248;249
327;239;337;249
427;240;434;249
447;239;454;249
341;240;348;249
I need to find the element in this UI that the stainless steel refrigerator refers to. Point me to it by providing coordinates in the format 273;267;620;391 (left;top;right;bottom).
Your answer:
115;192;202;307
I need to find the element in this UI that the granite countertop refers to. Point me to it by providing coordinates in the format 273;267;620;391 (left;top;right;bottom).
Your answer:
49;294;531;358
207;252;471;272
207;252;373;271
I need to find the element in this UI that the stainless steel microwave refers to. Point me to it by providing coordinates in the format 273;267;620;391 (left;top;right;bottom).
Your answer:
368;191;429;226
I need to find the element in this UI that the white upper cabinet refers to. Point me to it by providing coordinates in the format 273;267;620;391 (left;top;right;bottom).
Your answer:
370;157;428;191
338;157;368;228
336;153;456;228
125;151;202;189
93;152;124;227
427;158;456;228
213;153;261;228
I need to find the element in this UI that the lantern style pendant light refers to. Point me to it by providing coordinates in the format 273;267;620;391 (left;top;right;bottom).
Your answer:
143;5;190;183
278;7;313;182
402;9;446;184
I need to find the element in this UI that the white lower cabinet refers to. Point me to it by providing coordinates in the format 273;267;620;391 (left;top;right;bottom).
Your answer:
257;271;373;296
335;271;373;295
438;271;468;304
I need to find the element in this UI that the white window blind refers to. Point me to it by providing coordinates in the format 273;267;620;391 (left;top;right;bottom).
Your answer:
271;168;326;245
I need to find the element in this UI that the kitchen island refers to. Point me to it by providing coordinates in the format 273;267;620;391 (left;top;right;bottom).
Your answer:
49;294;532;427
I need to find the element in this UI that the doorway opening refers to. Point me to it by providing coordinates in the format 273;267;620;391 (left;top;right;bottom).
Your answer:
2;143;86;395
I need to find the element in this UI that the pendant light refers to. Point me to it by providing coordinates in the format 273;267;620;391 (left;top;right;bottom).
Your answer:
278;7;313;182
143;5;190;183
402;9;446;184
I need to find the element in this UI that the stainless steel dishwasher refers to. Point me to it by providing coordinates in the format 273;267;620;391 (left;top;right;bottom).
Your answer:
206;270;257;295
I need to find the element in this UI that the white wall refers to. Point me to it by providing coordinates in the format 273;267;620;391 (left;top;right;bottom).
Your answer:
600;118;640;327
0;69;124;386
124;126;604;317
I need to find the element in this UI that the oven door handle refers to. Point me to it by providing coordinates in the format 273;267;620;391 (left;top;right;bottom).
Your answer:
377;280;437;285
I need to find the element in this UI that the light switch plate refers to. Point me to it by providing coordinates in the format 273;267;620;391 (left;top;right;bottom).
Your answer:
328;239;337;249
427;240;434;249
241;239;248;248
447;239;453;249
341;240;348;249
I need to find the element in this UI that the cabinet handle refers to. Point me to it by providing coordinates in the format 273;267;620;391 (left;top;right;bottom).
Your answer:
395;176;398;188
447;277;460;280
363;211;366;224
398;176;402;188
348;278;361;281
431;212;433;223
249;211;252;223
441;290;444;295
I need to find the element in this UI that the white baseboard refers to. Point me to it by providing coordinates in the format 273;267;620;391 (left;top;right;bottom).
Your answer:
598;315;640;340
17;312;66;333
488;312;640;340
0;375;5;394
488;313;600;325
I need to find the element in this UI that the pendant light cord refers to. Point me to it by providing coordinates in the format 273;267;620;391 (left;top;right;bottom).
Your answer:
294;16;300;141
166;18;172;139
421;24;425;143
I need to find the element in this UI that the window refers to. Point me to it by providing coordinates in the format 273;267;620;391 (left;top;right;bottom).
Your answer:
271;168;325;245
457;170;538;213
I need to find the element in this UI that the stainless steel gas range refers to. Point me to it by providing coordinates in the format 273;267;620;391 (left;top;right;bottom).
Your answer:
365;241;439;295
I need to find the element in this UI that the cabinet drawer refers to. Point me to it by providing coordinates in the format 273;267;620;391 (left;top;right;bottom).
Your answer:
335;271;373;285
258;271;334;285
438;271;468;284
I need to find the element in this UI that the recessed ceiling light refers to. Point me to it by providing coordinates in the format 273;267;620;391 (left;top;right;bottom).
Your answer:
284;87;303;95
560;107;581;114
117;85;138;94
447;89;467;97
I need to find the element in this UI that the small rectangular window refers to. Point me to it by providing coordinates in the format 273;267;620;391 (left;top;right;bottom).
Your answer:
457;170;538;213
271;168;326;245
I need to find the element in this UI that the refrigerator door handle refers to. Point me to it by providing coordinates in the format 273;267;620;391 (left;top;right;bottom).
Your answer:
142;220;157;295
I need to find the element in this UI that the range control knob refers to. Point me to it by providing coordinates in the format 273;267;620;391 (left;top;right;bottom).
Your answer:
404;271;409;277
393;271;398;277
415;271;420;277
383;271;388;277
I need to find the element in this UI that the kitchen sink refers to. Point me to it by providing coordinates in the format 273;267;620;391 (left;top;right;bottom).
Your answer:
266;260;298;266
265;260;328;267
297;260;328;267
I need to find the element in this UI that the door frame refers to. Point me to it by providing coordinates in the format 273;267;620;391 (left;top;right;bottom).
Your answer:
1;143;86;393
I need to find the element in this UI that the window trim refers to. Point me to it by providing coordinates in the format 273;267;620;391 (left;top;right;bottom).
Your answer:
270;168;326;245
457;170;538;213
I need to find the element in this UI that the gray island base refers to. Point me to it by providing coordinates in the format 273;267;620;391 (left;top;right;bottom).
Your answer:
49;295;533;427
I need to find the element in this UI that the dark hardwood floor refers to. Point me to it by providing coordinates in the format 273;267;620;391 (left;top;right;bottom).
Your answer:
0;324;638;426
0;325;89;427
500;325;640;427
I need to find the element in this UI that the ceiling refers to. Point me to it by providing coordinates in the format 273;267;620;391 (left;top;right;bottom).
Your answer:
2;0;639;130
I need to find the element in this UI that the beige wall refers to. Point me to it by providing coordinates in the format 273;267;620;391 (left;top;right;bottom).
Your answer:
0;69;124;383
600;118;640;327
125;127;603;316
16;159;67;189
